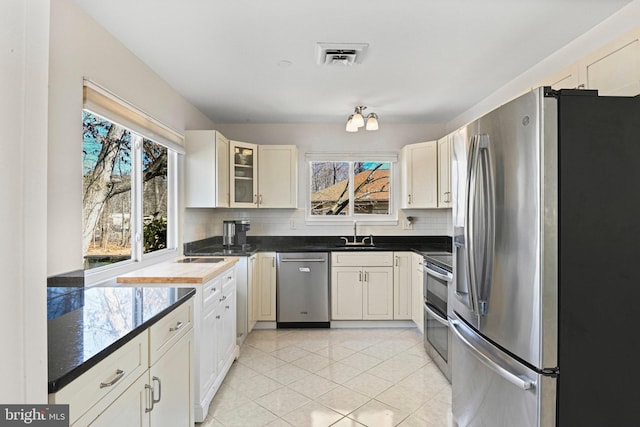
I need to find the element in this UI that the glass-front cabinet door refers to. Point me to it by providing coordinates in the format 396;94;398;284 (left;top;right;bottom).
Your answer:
230;140;258;207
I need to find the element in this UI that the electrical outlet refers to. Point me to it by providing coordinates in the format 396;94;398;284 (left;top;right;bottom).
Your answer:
403;219;413;230
290;219;296;230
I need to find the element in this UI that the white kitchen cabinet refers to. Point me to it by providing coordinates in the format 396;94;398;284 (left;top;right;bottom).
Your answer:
230;140;259;208
437;135;452;208
256;252;277;321
148;330;194;427
331;252;394;321
247;254;258;332
581;28;640;96
216;273;237;375
400;140;438;209
411;253;424;333
393;252;412;320
185;130;229;208
258;145;298;208
87;374;150;427
536;26;640;97
53;300;195;427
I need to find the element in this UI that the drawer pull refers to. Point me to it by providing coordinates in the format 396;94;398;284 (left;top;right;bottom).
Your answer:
100;369;125;388
216;315;221;319
220;295;227;302
145;383;154;413
210;287;217;293
169;321;185;332
225;305;230;310
152;376;162;404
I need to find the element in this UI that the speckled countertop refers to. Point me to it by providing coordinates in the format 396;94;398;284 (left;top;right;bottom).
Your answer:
47;285;195;393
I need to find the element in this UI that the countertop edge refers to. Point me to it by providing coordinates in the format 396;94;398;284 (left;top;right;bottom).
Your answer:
47;287;196;394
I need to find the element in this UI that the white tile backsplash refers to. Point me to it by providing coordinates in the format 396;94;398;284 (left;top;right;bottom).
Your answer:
184;208;452;243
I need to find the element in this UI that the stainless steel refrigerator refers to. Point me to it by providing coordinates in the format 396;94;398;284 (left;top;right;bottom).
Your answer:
450;87;640;426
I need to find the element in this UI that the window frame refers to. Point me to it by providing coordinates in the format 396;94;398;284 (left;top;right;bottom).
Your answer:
305;152;399;225
82;82;182;285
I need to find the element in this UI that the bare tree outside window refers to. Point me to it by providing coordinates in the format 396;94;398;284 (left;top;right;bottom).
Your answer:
82;112;169;269
310;161;390;216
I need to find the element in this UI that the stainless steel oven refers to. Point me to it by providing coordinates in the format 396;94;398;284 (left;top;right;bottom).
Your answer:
423;253;453;382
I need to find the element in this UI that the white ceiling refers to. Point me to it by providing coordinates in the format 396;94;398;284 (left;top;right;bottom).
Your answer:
75;0;632;126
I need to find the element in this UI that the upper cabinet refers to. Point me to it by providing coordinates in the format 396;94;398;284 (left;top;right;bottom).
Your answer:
230;140;259;208
400;140;438;209
258;145;298;208
185;130;230;208
437;135;452;208
537;26;640;97
186;136;297;209
581;29;640;96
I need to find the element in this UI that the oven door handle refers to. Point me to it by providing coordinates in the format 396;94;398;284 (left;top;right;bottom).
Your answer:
424;268;452;282
424;303;449;326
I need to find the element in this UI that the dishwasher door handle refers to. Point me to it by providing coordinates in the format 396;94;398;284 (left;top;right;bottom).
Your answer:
280;258;327;262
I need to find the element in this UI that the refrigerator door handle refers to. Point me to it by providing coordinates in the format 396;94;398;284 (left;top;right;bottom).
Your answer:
464;135;480;314
450;319;535;390
476;134;495;315
465;134;495;316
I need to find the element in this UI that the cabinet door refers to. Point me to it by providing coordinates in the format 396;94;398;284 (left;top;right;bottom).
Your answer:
437;136;452;208
149;330;194;427
258;145;298;208
184;130;229;208
247;254;257;331
86;374;150;427
362;267;394;320
331;267;363;320
401;141;438;208
216;294;236;375
256;253;276;321
411;253;424;332
582;30;640;96
201;307;218;396
393;253;412;320
230;141;258;208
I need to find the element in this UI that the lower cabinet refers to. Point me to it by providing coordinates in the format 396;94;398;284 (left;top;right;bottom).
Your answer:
411;253;425;332
255;252;277;321
331;252;394;320
51;299;195;427
393;252;412;320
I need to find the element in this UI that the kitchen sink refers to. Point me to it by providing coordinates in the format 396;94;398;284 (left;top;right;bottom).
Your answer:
176;257;225;263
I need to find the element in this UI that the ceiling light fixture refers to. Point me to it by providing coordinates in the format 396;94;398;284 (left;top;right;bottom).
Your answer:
345;106;379;132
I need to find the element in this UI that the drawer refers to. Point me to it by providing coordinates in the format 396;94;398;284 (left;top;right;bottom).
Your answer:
149;298;193;365
49;332;148;426
221;267;235;289
203;277;222;310
331;251;394;267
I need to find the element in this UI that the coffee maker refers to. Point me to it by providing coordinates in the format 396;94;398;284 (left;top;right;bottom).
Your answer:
222;219;251;250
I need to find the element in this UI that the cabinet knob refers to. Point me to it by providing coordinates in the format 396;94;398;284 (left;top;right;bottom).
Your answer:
169;321;184;332
216;315;221;319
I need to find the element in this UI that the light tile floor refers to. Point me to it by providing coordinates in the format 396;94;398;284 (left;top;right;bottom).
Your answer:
199;327;453;427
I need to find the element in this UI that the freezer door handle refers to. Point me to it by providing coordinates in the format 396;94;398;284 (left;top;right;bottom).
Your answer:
450;319;536;390
280;258;327;262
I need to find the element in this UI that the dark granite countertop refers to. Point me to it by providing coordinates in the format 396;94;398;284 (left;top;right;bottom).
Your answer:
185;235;452;256
47;285;195;393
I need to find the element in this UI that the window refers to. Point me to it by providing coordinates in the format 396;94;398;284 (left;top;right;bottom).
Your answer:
310;161;392;218
82;81;181;272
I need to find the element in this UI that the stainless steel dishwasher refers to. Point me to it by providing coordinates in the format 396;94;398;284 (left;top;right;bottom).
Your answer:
276;252;329;328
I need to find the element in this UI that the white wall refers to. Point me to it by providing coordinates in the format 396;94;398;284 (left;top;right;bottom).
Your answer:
48;0;216;276
1;0;49;403
183;122;451;242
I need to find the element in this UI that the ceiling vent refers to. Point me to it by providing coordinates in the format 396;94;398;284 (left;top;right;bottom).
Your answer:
316;42;369;66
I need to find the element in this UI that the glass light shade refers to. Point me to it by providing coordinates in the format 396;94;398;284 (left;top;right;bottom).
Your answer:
365;113;379;131
351;112;365;128
345;115;358;132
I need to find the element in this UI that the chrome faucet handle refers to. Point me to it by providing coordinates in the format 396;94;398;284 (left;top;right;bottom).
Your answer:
368;234;374;245
340;236;349;245
361;236;371;245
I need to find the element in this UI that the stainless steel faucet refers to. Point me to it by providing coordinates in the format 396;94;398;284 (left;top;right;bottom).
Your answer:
353;221;357;242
